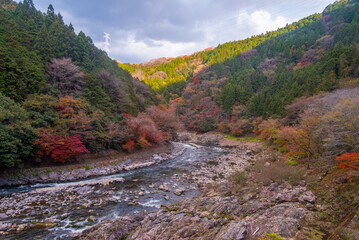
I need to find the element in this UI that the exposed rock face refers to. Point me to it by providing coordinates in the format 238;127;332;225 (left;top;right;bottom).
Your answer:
73;214;145;240
75;183;316;240
74;133;318;240
216;221;249;240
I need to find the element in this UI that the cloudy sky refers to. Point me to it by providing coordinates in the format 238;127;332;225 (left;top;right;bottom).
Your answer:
27;0;336;63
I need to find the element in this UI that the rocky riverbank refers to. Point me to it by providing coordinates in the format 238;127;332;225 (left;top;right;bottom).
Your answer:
0;142;186;187
1;132;338;239
74;133;323;240
0;138;226;239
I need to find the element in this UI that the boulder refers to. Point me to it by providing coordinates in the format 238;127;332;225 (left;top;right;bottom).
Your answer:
174;188;186;196
0;222;12;232
75;214;144;240
269;182;279;191
158;185;170;192
299;191;317;204
0;213;7;220
216;221;249;240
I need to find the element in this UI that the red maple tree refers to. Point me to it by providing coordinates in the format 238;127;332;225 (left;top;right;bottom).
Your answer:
335;152;359;172
34;129;89;163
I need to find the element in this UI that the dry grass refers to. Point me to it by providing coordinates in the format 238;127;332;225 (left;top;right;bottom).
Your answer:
252;159;306;186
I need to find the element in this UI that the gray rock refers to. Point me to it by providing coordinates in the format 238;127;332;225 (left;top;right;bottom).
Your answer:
75;214;144;240
174;187;186;196
39;174;49;181
298;191;317;204
16;223;28;231
299;180;307;187
76;186;93;195
0;213;7;220
269;182;279;191
0;222;12;231
158;184;170;192
216;221;249;240
60;213;69;219
88;216;97;222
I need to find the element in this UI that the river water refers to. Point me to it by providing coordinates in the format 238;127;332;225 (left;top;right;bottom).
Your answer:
0;143;225;240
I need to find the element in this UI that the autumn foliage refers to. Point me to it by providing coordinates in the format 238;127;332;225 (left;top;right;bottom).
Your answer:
335;152;359;173
122;140;135;153
125;113;169;147
34;129;89;163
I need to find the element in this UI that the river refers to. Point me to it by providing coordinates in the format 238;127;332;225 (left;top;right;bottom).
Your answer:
0;143;225;240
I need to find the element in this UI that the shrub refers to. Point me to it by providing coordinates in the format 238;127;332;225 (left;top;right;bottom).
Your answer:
122;140;135;153
258;233;285;240
287;160;298;166
229;171;248;184
217;122;229;133
257;119;282;143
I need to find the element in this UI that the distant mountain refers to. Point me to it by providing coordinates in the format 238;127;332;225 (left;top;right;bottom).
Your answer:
119;12;323;92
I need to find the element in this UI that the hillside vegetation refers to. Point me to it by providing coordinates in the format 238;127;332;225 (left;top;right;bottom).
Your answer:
122;0;359;173
0;0;176;168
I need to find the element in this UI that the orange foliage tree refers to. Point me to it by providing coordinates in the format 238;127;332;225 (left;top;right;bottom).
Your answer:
335;152;359;173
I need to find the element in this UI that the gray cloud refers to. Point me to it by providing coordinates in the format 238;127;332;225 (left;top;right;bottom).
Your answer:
28;0;335;62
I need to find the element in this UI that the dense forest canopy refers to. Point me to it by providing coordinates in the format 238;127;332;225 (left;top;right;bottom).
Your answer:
0;0;172;168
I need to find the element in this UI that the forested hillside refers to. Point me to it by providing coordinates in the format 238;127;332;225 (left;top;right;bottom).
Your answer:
121;0;359;168
119;13;323;94
152;0;359;126
164;0;359;170
0;0;176;168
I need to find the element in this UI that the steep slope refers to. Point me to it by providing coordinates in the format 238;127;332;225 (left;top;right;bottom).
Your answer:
0;0;156;114
119;13;322;93
174;0;359;130
0;0;174;168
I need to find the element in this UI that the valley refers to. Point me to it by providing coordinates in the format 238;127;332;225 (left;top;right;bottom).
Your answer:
1;0;359;239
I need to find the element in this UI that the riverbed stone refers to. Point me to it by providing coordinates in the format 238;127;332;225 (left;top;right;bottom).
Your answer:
76;186;93;195
158;184;170;192
0;132;316;240
174;187;186;196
